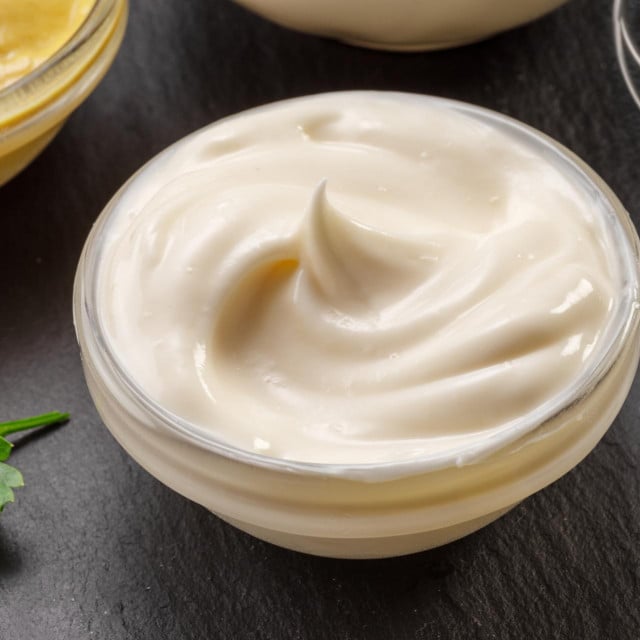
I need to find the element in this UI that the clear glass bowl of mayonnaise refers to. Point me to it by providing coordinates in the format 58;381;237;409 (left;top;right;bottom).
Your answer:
232;0;569;50
74;92;640;559
0;0;128;186
614;0;640;110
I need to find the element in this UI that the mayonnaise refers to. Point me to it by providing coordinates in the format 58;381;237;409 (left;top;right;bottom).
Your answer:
232;0;568;50
98;93;618;466
0;0;95;90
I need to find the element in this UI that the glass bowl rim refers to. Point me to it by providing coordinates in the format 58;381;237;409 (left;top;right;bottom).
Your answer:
0;0;126;134
614;0;640;111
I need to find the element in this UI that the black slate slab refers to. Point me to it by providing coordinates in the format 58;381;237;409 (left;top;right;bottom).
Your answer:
1;0;639;638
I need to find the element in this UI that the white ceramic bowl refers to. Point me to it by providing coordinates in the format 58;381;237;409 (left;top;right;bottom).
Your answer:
74;93;640;558
232;0;569;50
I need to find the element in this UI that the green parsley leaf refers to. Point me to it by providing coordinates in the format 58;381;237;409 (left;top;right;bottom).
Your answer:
0;411;69;512
0;462;24;511
0;436;11;462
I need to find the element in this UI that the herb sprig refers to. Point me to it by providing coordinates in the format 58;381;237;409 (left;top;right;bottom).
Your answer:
0;411;69;512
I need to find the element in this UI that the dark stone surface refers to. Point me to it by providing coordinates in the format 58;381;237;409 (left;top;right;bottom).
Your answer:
1;0;639;638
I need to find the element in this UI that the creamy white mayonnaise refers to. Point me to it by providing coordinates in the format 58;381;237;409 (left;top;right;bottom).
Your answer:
99;93;618;466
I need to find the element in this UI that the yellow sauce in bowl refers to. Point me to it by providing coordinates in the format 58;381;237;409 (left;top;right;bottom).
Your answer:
0;0;95;90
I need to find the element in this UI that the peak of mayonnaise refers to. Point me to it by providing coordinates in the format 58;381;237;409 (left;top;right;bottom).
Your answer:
302;179;432;311
99;93;619;465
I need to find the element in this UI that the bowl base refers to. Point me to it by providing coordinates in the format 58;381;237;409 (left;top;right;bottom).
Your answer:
339;35;484;52
216;505;515;559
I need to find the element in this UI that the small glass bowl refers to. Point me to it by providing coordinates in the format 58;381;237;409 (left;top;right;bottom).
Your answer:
74;93;640;558
614;0;640;110
232;0;569;51
0;0;128;186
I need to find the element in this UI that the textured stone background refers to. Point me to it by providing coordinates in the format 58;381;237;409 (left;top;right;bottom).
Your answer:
1;0;639;638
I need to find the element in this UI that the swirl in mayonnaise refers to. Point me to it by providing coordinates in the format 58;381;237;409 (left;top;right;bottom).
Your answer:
99;93;618;465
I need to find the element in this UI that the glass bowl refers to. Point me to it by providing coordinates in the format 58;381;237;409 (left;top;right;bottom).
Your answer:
74;93;640;558
614;0;640;110
0;0;128;186
232;0;569;51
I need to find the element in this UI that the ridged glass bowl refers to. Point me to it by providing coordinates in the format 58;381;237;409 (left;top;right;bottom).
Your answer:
74;93;640;558
232;0;569;50
614;0;640;109
0;0;128;186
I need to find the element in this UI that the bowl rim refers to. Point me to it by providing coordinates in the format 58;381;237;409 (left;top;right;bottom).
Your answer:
0;0;127;134
75;91;640;481
614;0;640;111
